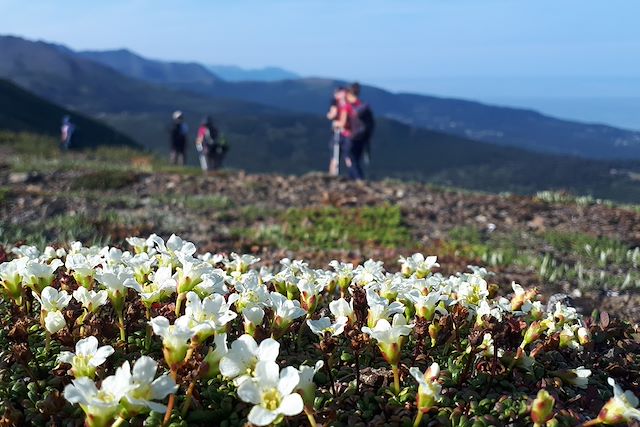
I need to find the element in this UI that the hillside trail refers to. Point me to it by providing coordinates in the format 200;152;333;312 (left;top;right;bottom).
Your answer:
2;162;640;323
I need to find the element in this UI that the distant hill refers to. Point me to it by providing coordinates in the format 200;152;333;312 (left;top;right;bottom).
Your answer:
0;78;138;149
79;49;220;85
70;46;640;161
206;65;299;82
1;35;640;202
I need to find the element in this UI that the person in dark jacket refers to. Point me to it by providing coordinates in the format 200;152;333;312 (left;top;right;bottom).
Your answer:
170;110;188;165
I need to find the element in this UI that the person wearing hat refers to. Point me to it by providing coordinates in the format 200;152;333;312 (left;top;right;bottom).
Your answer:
169;110;188;165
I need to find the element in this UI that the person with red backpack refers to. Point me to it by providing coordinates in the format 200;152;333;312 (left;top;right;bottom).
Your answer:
340;83;375;180
195;116;227;172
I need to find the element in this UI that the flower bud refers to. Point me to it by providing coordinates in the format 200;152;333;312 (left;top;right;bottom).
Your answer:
531;389;554;425
428;323;440;347
520;321;543;348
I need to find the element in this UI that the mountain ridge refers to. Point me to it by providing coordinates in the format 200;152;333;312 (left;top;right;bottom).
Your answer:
1;35;640;202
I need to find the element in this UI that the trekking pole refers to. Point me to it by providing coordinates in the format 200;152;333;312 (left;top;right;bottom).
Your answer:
331;129;341;176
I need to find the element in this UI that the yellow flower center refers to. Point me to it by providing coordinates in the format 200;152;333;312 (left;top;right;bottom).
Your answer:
262;388;281;411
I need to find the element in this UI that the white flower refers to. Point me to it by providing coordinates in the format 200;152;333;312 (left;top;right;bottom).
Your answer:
149;234;197;263
42;246;66;261
297;278;323;311
269;292;306;331
306;317;347;337
150;316;195;366
139;266;176;304
11;245;40;259
244;306;265;325
409;363;442;411
176;255;213;293
407;289;446;320
329;297;355;323
366;288;404;328
234;272;270;312
296;361;324;407
225;253;260;274
243;306;265;335
219;335;279;385
65;253;102;287
127;236;153;254
353;259;385;286
329;260;354;289
198;252;226;265
63;365;132;426
455;275;489;307
57;336;114;378
0;258;27;302
99;247;124;266
399;254;439;278
73;287;108;313
594;378;640;424
22;259;63;293
237;361;304;426
477;333;504;358
34;286;72;312
95;265;142;295
44;311;67;334
124;252;157;284
564;367;591;389
203;333;228;378
122;356;178;414
476;299;505;323
362;313;413;365
193;271;228;296
182;291;237;340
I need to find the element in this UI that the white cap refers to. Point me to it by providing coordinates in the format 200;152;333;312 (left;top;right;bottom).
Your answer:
172;110;183;120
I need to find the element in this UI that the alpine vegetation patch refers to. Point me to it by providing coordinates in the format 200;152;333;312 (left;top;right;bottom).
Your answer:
0;235;638;426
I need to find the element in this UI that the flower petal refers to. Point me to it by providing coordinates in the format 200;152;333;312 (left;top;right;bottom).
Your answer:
255;360;279;386
132;356;158;384
277;392;304;416
278;366;300;396
257;338;280;362
237;379;262;404
248;405;278;426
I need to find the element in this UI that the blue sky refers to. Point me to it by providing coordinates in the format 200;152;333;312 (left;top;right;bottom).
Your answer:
1;0;639;127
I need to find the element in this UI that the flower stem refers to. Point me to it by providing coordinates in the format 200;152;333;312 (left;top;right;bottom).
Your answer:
111;416;127;427
175;292;185;316
180;379;197;418
413;410;424;427
117;311;126;342
304;408;318;427
45;332;51;354
163;369;178;427
323;354;337;396
391;364;400;395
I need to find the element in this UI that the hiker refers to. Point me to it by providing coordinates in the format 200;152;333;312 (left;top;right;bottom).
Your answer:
170;110;188;165
60;115;75;151
345;83;375;180
326;87;347;176
333;82;375;180
195;116;228;171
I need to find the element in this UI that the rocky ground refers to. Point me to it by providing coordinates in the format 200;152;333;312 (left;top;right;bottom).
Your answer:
1;147;640;323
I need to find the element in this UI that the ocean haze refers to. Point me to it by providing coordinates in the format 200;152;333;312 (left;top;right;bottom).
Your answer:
366;76;640;130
